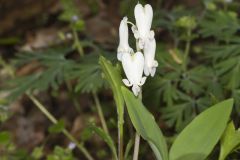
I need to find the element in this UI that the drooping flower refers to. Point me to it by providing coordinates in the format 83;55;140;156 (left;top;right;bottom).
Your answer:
121;52;146;96
117;17;133;61
143;38;158;77
224;0;232;3
133;4;154;49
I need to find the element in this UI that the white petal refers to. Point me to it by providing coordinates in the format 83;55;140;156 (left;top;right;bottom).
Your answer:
143;38;157;77
150;67;156;77
121;52;145;88
138;39;144;50
132;85;140;96
117;52;123;61
144;4;153;36
122;79;132;87
139;76;147;85
68;142;76;150
153;60;158;67
134;4;153;40
144;65;150;76
134;4;145;38
122;52;135;85
131;26;139;39
117;17;132;61
149;30;155;40
119;17;129;48
132;52;145;84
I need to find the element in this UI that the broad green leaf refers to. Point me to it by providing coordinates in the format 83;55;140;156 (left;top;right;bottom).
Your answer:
99;56;124;125
121;87;169;160
48;120;65;134
219;121;240;160
169;99;233;160
90;124;118;160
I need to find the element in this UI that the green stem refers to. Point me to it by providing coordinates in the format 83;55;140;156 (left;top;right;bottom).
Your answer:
28;94;94;160
182;29;192;71
223;2;228;11
119;118;124;160
132;90;142;160
72;28;84;57
117;102;124;160
92;92;109;134
133;133;140;160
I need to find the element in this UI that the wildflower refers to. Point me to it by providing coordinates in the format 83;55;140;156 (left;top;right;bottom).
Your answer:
224;0;232;3
133;4;154;49
68;142;76;150
118;3;157;96
71;15;79;22
121;52;146;96
117;17;133;61
143;38;158;77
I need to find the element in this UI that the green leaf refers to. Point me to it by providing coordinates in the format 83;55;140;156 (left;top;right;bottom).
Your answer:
161;102;194;132
169;99;233;160
121;87;169;160
80;126;94;141
47;146;74;160
124;139;134;159
99;56;124;125
219;121;240;160
199;10;239;41
59;0;81;22
0;131;11;145
90;124;118;160
68;54;108;93
48;120;65;134
6;47;73;100
31;146;43;159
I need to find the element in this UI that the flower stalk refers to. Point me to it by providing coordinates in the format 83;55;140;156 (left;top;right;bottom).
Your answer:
119;119;124;160
92;92;109;135
72;27;84;57
133;90;142;160
182;29;192;71
133;133;141;160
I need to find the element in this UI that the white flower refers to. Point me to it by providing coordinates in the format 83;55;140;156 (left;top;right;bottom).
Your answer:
133;4;154;49
121;52;146;96
71;15;79;22
224;0;232;3
143;38;158;77
68;142;76;150
117;17;133;61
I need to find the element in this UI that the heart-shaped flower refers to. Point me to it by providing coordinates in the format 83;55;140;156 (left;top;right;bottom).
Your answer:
121;52;146;96
144;38;158;77
117;17;133;61
133;3;154;49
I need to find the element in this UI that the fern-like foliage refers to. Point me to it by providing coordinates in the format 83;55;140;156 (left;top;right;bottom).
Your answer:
6;47;112;100
66;54;109;93
199;10;240;42
7;47;73;100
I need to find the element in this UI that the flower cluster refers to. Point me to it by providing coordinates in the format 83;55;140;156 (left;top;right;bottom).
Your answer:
117;3;158;96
